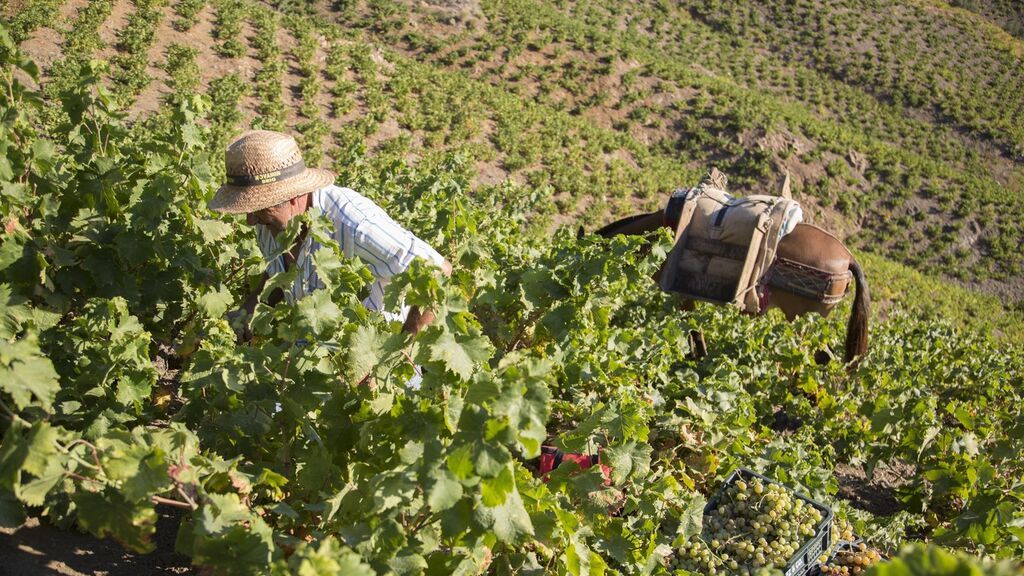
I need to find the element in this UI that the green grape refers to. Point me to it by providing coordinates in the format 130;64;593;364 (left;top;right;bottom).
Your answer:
832;515;856;543
820;543;883;575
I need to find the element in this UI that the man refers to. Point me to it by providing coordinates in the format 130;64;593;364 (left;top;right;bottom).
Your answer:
208;130;451;340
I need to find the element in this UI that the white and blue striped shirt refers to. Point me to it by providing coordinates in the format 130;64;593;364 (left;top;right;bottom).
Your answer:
255;185;445;323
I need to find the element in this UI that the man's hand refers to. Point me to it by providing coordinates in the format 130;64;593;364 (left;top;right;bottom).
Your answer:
401;306;436;336
400;259;453;336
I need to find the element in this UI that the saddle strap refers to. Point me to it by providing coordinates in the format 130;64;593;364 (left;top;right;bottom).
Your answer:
733;199;778;309
684;237;748;261
664;188;690;230
764;257;852;304
660;188;705;293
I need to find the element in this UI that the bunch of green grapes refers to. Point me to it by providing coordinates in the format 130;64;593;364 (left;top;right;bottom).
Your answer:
819;542;882;575
668;477;823;575
831;516;855;544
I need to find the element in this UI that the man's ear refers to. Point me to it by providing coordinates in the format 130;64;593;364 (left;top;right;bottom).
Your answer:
289;193;311;213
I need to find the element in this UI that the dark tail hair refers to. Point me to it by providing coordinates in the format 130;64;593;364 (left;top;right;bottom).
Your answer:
594;212;657;237
844;259;870;367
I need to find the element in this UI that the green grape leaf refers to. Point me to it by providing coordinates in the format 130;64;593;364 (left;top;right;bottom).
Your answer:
294;289;344;338
282;537;375;576
0;338;59;411
0;490;26;528
20;421;60;478
73;490;158;554
0;420;60;499
426;329;491;381
0;283;31;339
427;467;463;512
676;493;706;541
602;441;652;485
388;552;428;575
490;358;551;458
103;443;171;503
475;486;533;543
18;468;63;506
446;444;475;480
862;543;1024;576
197;285;234;319
480;464;515;507
188;493;275;569
195;218;234;243
567;532;603;576
345;324;388;382
449;542;494;576
115;374;156;409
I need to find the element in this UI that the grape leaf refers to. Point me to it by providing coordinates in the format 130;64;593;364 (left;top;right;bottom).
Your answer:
73;490;158;554
602;441;652;485
344;324;388;382
480;464;514;506
0;490;25;528
426;330;491;381
294;289;344;338
475;486;533;543
197;285;233;319
0;338;59;411
427;467;463;512
676;493;706;541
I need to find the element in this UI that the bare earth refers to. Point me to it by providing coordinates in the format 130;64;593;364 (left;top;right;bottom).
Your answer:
0;512;195;576
835;460;915;516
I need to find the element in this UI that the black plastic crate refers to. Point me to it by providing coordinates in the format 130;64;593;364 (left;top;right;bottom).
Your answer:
704;468;834;576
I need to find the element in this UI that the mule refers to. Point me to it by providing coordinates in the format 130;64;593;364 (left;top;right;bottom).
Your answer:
591;210;870;365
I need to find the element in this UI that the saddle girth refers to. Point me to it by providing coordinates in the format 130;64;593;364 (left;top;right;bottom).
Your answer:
762;257;852;306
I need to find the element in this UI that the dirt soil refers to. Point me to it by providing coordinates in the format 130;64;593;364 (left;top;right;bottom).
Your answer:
834;460;915;516
0;511;195;576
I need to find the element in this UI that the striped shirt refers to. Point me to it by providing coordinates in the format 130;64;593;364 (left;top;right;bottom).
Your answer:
255;185;445;323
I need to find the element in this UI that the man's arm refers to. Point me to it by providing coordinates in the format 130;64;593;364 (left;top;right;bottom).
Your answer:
401;259;452;335
230;269;290;342
239;271;288;311
332;191;451;335
242;229;307;312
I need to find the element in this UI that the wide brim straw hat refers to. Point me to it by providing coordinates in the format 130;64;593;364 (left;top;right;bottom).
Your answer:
208;130;335;214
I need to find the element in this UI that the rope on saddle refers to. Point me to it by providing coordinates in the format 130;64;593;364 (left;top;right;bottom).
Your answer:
764;257;852;305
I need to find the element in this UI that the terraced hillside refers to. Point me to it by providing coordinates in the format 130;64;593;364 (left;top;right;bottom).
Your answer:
340;0;1024;294
6;0;1024;305
949;0;1024;38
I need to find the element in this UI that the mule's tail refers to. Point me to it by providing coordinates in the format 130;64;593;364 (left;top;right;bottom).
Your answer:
844;259;870;366
593;211;660;238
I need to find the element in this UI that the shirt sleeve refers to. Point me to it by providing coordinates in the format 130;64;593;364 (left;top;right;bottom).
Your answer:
347;202;445;280
256;225;285;277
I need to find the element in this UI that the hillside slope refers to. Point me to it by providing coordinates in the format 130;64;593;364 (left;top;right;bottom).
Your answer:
947;0;1024;38
339;0;1024;296
6;0;1024;308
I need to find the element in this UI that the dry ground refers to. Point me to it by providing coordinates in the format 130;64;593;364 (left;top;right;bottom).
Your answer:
0;512;194;576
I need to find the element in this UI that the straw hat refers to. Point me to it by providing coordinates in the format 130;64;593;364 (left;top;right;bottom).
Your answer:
208;130;335;214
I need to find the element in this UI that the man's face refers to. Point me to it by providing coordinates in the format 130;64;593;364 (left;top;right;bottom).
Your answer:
246;197;300;234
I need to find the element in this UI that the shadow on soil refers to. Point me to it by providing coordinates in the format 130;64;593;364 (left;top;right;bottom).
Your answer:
0;509;194;576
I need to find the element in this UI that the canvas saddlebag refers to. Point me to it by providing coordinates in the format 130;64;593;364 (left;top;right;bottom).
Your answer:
660;174;802;313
